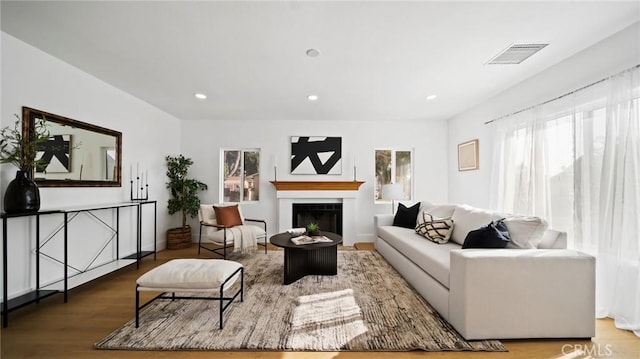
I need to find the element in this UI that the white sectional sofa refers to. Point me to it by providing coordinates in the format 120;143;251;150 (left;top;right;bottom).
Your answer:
374;202;595;340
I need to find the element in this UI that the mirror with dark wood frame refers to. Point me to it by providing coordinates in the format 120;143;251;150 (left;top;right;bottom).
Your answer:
22;107;122;187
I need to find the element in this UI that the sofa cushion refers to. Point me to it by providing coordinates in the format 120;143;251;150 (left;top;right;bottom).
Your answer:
419;201;435;212
377;225;459;289
393;202;421;229
450;205;504;245
207;225;266;244
504;216;548;249
537;229;567;249
422;203;457;219
415;212;454;244
461;219;510;249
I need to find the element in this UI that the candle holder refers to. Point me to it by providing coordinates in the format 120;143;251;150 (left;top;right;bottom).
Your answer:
130;176;149;201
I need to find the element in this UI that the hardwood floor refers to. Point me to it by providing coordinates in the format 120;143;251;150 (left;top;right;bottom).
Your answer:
2;244;638;359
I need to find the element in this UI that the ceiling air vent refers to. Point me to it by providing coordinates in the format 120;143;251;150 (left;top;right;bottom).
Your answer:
487;43;548;65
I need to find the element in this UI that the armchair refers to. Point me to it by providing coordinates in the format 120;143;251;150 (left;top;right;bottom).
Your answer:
198;204;267;259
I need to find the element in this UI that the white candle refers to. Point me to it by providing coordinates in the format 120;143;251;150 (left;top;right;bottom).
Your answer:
145;170;148;186
129;164;132;181
353;154;357;180
136;162;139;179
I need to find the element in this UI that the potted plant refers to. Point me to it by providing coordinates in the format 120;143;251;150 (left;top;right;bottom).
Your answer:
307;222;321;236
165;155;207;249
0;114;50;213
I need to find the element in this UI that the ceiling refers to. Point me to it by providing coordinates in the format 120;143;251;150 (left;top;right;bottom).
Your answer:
2;1;639;122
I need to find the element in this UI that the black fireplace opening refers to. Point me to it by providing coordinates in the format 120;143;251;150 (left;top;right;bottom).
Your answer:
292;203;343;235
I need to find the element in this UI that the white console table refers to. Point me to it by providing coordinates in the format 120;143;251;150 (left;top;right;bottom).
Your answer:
1;201;156;327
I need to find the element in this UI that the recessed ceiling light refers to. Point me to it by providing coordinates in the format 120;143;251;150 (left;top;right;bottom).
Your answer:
307;95;319;101
426;95;438;100
195;93;207;100
306;48;321;58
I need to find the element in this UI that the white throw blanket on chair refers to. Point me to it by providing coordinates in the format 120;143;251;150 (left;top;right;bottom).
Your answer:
230;225;258;254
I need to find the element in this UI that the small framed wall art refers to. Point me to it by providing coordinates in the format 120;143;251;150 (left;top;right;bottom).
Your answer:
291;136;342;175
458;139;479;171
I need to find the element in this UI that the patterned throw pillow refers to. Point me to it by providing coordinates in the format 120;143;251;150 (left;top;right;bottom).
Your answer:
415;212;454;244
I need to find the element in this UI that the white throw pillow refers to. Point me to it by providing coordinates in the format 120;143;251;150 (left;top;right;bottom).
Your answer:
450;205;504;245
415;211;454;244
504;216;548;249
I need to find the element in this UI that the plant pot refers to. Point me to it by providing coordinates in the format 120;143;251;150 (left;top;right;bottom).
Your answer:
3;170;40;214
166;225;191;249
308;230;321;236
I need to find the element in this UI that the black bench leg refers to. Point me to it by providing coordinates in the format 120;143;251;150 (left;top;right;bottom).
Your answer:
219;285;224;329
135;286;140;328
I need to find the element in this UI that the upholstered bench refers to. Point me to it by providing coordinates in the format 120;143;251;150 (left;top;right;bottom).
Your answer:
135;259;243;329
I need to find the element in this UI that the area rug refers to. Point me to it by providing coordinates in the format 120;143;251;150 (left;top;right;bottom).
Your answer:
95;251;506;351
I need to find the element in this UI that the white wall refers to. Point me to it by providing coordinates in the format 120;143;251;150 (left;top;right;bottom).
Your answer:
447;21;640;209
0;30;449;300
1;33;182;299
181;118;449;244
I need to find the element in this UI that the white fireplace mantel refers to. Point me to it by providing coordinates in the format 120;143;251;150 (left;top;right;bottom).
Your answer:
271;181;364;246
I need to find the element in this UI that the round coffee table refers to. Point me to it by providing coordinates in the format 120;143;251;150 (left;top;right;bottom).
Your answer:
270;232;343;285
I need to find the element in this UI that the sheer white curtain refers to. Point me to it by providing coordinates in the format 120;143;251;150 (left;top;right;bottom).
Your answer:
592;68;639;335
489;107;551;219
489;99;580;236
490;66;640;336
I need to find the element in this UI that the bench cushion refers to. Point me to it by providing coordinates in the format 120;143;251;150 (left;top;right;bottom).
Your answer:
137;259;242;290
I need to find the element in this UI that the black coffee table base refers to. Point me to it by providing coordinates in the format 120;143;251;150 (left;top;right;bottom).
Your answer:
283;246;337;285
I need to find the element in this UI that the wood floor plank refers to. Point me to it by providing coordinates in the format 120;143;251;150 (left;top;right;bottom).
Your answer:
1;244;637;359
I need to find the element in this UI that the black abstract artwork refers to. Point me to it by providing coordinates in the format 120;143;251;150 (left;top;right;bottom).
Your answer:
35;135;71;173
291;136;342;175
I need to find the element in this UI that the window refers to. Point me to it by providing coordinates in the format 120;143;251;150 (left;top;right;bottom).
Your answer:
374;149;412;201
222;149;260;202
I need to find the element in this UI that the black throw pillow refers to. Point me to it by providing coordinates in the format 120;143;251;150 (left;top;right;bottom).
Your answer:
462;219;511;249
392;202;421;229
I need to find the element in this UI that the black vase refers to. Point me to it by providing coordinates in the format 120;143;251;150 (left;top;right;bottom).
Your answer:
4;170;40;214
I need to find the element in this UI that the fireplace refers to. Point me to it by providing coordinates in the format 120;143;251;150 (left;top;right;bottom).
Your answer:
292;203;343;235
272;181;364;245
